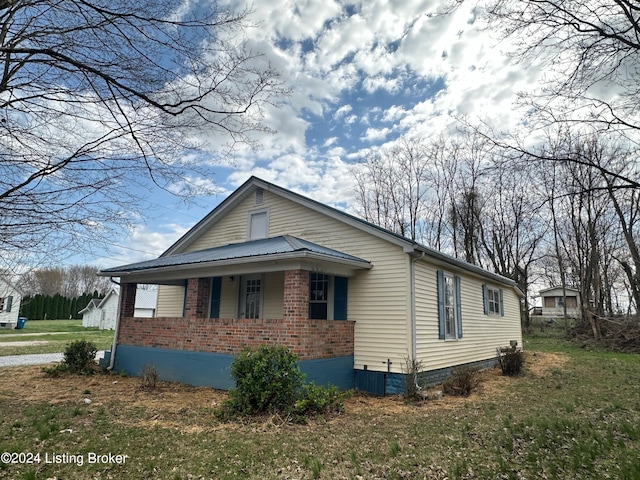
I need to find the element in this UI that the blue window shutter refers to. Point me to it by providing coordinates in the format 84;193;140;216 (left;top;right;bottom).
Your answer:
182;284;187;317
333;276;348;320
436;270;445;340
5;296;12;313
210;277;222;318
482;284;488;315
455;276;463;338
499;288;504;317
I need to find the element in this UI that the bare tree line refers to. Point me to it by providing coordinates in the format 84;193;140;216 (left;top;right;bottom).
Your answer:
18;265;112;298
351;127;640;337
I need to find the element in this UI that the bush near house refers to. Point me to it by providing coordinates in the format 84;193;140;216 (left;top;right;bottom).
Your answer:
442;366;480;397
43;340;99;376
219;345;343;419
498;347;525;376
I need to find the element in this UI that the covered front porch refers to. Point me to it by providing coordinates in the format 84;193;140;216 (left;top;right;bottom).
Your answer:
100;236;372;389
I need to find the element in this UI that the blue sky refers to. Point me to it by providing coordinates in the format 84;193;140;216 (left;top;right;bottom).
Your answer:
88;0;541;269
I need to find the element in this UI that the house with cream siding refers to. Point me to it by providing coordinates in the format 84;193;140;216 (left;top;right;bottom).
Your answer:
539;287;581;318
99;176;523;395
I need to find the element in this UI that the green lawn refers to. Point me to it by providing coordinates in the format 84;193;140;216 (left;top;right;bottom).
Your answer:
1;334;639;479
0;319;92;334
0;320;114;355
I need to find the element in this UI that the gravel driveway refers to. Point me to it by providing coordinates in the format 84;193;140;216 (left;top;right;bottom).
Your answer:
0;351;106;368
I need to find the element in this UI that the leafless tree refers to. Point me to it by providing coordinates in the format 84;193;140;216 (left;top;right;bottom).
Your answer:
534;129;635;338
487;0;640;130
19;265;110;297
0;0;286;265
477;0;640;189
477;157;547;327
352;136;431;241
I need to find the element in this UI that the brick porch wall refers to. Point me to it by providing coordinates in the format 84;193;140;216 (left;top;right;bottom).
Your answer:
116;316;354;360
116;269;353;360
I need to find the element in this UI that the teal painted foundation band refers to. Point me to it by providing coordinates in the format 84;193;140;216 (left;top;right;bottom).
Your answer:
112;345;354;391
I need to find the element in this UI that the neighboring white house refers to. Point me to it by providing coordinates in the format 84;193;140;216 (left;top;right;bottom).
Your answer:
80;286;157;330
539;287;581;318
79;298;102;328
0;277;22;329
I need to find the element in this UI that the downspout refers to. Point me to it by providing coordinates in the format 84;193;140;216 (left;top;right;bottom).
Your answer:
107;277;121;371
410;250;425;389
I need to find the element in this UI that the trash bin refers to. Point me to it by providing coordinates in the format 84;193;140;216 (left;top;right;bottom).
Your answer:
15;317;27;329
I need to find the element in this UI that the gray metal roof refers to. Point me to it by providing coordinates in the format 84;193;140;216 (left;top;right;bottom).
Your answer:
100;235;370;275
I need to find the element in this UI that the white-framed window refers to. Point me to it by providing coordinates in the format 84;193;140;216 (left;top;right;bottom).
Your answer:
443;274;457;339
437;270;462;340
238;275;262;319
247;209;268;240
309;273;330;320
483;284;504;316
487;287;501;315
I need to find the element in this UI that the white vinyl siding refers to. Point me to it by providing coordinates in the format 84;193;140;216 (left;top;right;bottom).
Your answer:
415;261;522;371
156;285;186;317
174;189;410;372
263;271;284;319
218;277;237;319
187;194;265;250
0;280;21;324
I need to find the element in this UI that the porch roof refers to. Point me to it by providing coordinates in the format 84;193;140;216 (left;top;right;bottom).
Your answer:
99;235;372;279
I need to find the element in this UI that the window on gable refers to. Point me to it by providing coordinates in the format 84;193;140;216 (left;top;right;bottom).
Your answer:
248;210;268;240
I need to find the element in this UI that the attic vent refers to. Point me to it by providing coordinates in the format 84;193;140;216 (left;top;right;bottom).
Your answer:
255;188;264;205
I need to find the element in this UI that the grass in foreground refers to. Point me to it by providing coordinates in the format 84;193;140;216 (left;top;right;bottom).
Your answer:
0;336;639;479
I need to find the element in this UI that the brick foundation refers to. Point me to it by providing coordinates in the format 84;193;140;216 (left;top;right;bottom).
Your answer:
117;316;354;360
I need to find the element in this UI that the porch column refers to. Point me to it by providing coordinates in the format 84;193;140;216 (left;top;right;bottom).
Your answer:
185;277;212;318
283;269;309;320
120;283;137;318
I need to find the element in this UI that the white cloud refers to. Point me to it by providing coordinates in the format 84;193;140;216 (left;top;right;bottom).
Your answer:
74;0;568;267
95;223;191;268
334;105;353;119
361;126;392;143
